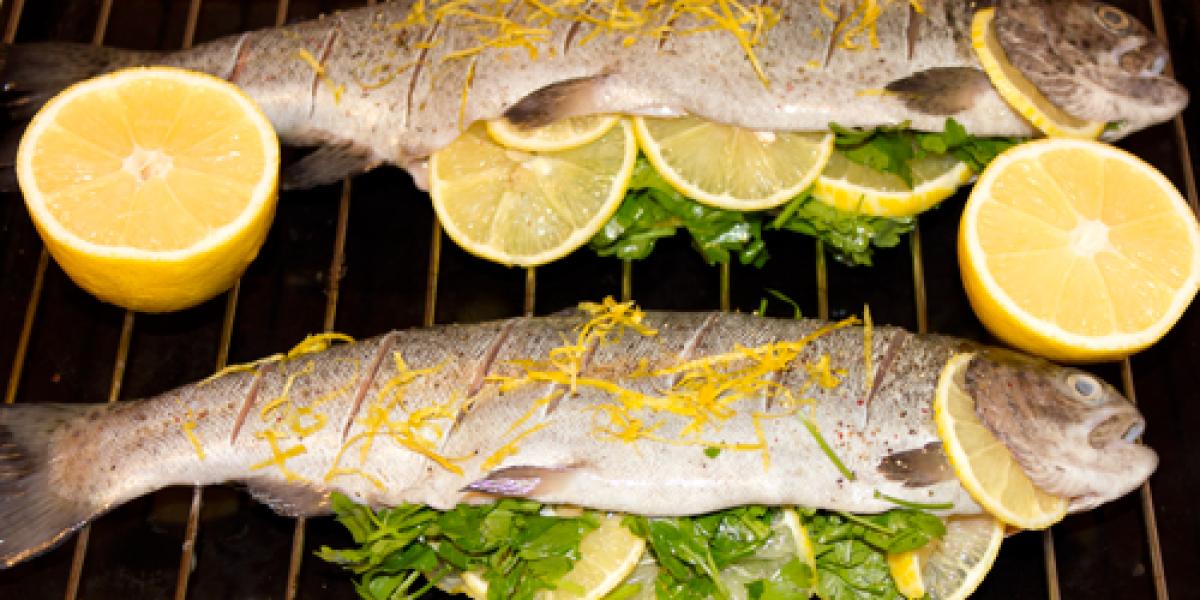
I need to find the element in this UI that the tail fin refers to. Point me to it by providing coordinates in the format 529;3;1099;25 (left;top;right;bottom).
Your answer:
1;43;152;119
0;403;102;568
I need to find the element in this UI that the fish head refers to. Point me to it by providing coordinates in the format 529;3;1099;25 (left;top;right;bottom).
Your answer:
963;348;1157;512
993;0;1188;137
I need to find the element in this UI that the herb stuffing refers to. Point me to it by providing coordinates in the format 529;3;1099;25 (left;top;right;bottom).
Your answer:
318;496;947;600
590;159;913;268
830;118;1021;185
316;493;598;600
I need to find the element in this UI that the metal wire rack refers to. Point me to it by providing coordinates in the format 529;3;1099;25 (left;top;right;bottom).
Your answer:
0;0;1196;598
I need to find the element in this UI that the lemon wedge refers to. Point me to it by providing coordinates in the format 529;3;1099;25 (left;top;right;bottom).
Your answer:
888;515;1004;600
461;513;645;600
486;115;621;152
813;151;973;217
935;353;1070;529
633;116;833;211
972;8;1105;139
431;119;636;267
959;138;1200;361
17;67;279;312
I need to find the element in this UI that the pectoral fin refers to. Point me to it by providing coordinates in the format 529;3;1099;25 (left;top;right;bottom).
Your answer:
884;67;993;115
503;76;610;129
877;442;954;487
281;143;379;190
462;465;580;498
242;478;332;517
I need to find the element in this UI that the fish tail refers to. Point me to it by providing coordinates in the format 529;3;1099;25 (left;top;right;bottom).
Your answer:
0;42;155;119
0;403;104;568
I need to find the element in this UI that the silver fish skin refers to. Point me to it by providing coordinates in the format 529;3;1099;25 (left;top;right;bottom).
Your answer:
0;0;1186;188
0;311;1156;568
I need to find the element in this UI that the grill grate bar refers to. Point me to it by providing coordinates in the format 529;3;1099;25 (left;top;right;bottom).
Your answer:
425;221;443;327
2;0;24;44
815;242;829;320
1122;358;1169;600
525;267;537;315
909;223;927;335
1147;0;1197;212
3;250;45;405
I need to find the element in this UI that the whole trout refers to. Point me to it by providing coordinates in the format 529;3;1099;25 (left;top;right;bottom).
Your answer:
0;0;1187;188
0;309;1156;567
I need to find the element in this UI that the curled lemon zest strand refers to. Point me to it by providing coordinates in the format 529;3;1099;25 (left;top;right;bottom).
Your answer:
201;332;354;384
182;409;205;461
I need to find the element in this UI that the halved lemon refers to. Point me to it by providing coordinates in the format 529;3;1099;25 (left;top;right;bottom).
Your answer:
935;353;1070;529
972;8;1105;139
486;115;621;152
959;138;1200;361
17;67;279;313
431;119;636;267
633;116;834;211
812;151;973;217
461;513;645;600
888;515;1004;600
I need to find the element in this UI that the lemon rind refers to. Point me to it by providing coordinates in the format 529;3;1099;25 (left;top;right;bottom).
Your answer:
812;159;973;218
486;115;621;153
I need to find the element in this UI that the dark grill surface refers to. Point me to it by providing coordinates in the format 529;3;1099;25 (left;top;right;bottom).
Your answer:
0;1;1197;598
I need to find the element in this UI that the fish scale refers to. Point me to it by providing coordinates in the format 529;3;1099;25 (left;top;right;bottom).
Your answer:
0;309;1158;567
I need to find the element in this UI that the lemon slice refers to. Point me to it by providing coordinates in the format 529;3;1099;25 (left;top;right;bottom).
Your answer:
17;66;279;313
461;513;645;600
935;353;1069;529
813;151;973;217
633;116;834;211
959;138;1200;361
431;119;636;267
972;8;1105;139
486;115;621;152
888;515;1004;600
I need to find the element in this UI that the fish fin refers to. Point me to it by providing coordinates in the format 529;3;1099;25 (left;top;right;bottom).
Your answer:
1;43;153;120
280;143;379;190
503;76;610;129
884;67;993;115
876;441;954;488
242;478;332;517
0;403;103;568
461;465;579;498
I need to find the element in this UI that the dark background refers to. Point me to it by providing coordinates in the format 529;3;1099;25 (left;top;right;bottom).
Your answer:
0;1;1196;598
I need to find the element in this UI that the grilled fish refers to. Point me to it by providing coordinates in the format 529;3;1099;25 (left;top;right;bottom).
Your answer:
0;308;1156;568
0;0;1187;189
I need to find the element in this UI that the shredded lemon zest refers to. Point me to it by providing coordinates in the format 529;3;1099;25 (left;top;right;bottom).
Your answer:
182;410;205;461
481;421;550;470
249;429;307;481
201;333;354;384
296;48;345;104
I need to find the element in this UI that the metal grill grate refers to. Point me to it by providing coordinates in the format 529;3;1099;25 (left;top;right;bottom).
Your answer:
0;1;1196;598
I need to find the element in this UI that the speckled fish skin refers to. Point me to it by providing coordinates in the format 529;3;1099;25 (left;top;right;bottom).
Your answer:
0;311;1156;567
3;0;1183;188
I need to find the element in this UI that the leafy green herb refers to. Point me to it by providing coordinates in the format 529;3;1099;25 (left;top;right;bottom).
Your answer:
758;288;803;320
800;417;857;481
768;190;915;267
704;446;723;458
872;490;955;511
316;493;598;600
803;509;946;600
832;118;1022;185
589;158;768;267
623;506;809;600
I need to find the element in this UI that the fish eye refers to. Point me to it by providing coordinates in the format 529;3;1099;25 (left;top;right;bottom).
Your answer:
1067;373;1104;403
1094;5;1133;34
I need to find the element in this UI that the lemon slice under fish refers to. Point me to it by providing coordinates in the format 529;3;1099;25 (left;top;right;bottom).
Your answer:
971;8;1105;139
633;116;834;211
888;515;1005;600
461;512;645;600
812;151;973;217
486;114;621;152
431;118;636;267
934;353;1069;529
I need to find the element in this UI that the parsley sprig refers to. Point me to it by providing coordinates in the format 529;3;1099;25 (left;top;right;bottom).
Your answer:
316;493;599;600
